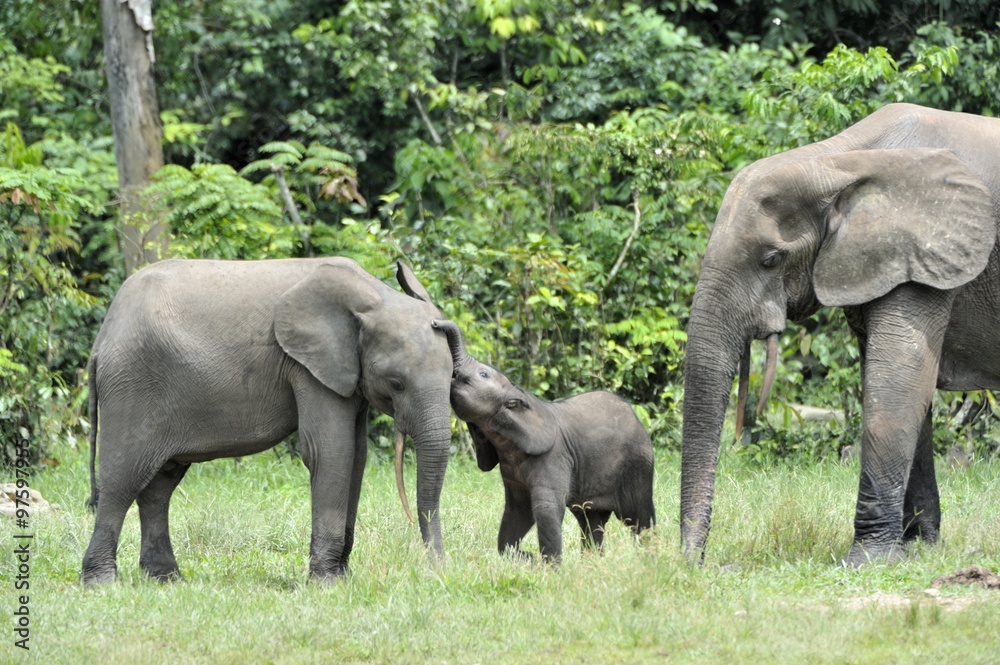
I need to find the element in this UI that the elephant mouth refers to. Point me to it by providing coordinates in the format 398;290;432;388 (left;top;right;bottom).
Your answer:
734;332;780;439
449;388;475;420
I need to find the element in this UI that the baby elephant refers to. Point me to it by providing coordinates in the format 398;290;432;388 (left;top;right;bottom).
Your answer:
434;321;655;562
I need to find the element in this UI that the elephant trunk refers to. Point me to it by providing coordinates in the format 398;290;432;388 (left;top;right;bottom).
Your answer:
680;295;748;561
433;319;476;375
394;397;450;558
412;411;451;559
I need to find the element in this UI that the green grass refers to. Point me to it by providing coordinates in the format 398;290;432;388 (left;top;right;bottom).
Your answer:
5;444;1000;663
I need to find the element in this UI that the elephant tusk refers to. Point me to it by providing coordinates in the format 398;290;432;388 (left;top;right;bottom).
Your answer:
734;340;751;441
756;333;780;416
394;430;415;524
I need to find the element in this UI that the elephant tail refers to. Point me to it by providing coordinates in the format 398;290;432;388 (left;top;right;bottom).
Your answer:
86;354;99;513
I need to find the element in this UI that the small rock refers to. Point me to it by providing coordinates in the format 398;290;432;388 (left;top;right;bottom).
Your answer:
924;588;941;597
0;483;51;518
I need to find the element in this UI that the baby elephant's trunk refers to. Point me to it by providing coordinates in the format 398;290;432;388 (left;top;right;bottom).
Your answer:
432;319;474;372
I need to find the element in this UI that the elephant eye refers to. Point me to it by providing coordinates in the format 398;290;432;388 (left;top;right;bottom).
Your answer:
388;378;405;392
504;399;524;410
761;250;783;269
478;369;490;379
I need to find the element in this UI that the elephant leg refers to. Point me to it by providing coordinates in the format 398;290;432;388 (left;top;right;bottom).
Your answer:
617;502;656;538
81;441;159;584
572;506;610;551
293;373;365;582
616;460;656;536
81;495;133;585
902;407;941;545
843;284;951;567
137;460;190;581
531;489;565;564
497;485;535;560
337;407;370;574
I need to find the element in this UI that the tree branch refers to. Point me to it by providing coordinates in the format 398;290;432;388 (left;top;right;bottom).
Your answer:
413;95;444;147
271;164;310;256
607;189;642;286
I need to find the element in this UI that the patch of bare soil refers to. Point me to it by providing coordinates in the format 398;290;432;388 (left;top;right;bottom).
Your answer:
839;591;978;612
839;566;1000;612
931;565;1000;590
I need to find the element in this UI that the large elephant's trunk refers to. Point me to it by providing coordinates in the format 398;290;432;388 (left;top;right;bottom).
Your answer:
680;295;749;560
394;408;450;559
412;411;451;559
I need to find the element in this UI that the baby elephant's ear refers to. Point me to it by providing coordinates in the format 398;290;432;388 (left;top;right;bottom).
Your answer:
469;423;499;472
489;398;557;456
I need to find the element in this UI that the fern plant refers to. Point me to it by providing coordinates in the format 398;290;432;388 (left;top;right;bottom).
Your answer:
247;140;365;202
144;163;291;259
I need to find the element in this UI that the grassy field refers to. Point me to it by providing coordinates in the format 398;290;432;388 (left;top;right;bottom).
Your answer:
4;440;1000;663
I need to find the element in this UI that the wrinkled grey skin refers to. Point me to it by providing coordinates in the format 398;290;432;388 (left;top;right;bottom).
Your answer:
682;103;1000;567
82;258;453;584
436;321;655;562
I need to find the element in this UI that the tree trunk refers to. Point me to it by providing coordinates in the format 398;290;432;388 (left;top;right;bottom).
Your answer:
101;0;167;277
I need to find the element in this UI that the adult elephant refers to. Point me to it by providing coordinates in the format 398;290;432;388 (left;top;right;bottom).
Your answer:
681;103;1000;567
82;257;454;584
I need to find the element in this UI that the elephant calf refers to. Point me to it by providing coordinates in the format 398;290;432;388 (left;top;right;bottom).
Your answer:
433;321;655;562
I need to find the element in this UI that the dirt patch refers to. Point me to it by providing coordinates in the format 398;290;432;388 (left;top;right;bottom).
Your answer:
839;566;1000;612
931;565;1000;590
839;590;980;612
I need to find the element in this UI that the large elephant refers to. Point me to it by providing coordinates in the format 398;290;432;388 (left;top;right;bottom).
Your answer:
681;103;1000;567
431;321;655;562
82;257;455;584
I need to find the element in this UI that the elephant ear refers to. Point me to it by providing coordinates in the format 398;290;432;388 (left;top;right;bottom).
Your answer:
275;263;383;397
468;422;499;472
488;394;557;457
813;148;995;307
396;260;442;315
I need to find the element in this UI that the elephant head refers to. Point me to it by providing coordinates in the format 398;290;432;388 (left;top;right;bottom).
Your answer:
275;259;453;556
433;320;557;463
681;143;995;560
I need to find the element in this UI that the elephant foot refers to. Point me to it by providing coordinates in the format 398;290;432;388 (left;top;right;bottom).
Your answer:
309;567;349;585
902;516;940;546
500;546;535;563
140;551;183;582
142;564;184;583
80;564;118;586
309;533;350;581
840;541;905;568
